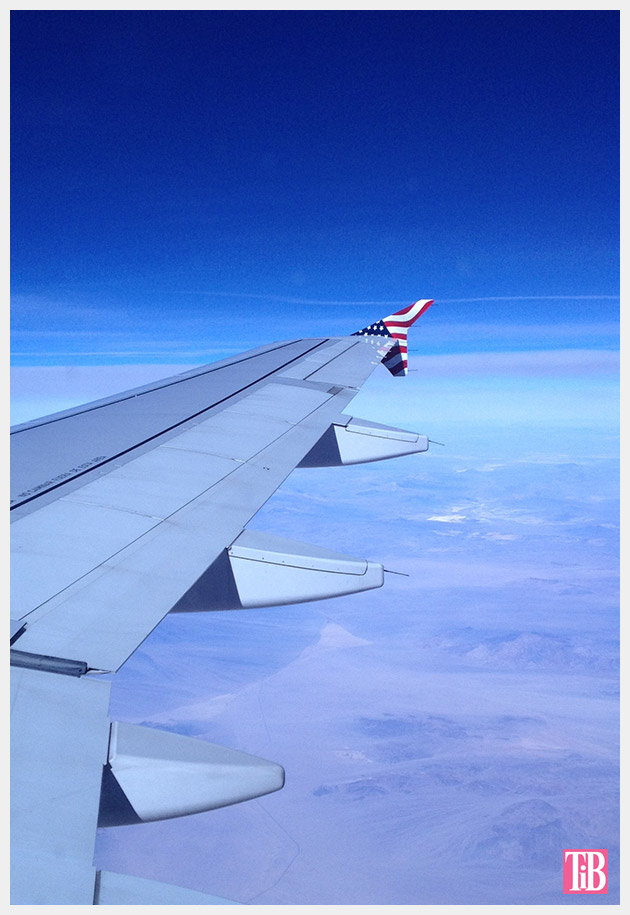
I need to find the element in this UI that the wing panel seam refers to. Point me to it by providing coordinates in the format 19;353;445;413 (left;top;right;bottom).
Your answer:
10;338;314;435
10;340;331;512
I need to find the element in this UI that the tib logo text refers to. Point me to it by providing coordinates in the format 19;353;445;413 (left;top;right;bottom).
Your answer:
563;849;608;894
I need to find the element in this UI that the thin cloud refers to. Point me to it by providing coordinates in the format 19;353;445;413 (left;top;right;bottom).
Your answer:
438;295;619;303
174;292;412;306
174;292;619;306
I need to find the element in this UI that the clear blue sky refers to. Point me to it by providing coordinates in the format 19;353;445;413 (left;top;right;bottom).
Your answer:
11;11;619;367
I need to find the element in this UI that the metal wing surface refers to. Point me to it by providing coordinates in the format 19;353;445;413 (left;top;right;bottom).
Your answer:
10;303;433;903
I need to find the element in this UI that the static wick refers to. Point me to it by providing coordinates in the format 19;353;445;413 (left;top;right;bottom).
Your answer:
383;568;410;577
429;439;445;446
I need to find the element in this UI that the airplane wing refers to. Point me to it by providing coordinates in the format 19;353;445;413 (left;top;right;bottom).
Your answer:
10;299;434;904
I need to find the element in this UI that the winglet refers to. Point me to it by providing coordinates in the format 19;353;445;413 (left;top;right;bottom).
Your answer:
352;299;434;376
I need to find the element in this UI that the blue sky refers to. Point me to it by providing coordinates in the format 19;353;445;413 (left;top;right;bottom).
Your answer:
11;11;619;371
11;11;619;905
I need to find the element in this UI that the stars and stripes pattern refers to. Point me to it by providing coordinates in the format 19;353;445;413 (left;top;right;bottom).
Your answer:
352;299;434;376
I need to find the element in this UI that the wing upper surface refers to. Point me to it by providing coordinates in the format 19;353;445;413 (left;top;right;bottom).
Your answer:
10;338;327;514
11;334;393;672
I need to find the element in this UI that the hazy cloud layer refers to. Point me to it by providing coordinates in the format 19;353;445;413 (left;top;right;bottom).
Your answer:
10;346;619;428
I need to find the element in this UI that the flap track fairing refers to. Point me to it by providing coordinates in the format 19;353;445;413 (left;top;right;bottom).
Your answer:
99;722;285;826
171;529;384;612
299;416;429;467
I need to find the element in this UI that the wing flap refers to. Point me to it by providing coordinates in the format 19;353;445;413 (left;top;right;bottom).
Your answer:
278;337;374;380
301;337;393;387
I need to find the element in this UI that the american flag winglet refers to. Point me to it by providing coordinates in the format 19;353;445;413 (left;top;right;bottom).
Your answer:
352;299;434;376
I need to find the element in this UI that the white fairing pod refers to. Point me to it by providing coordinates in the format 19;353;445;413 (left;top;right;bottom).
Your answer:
229;529;383;608
299;416;429;467
171;529;384;612
101;722;284;825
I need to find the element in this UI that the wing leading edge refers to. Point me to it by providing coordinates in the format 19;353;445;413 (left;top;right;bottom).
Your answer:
10;300;434;903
